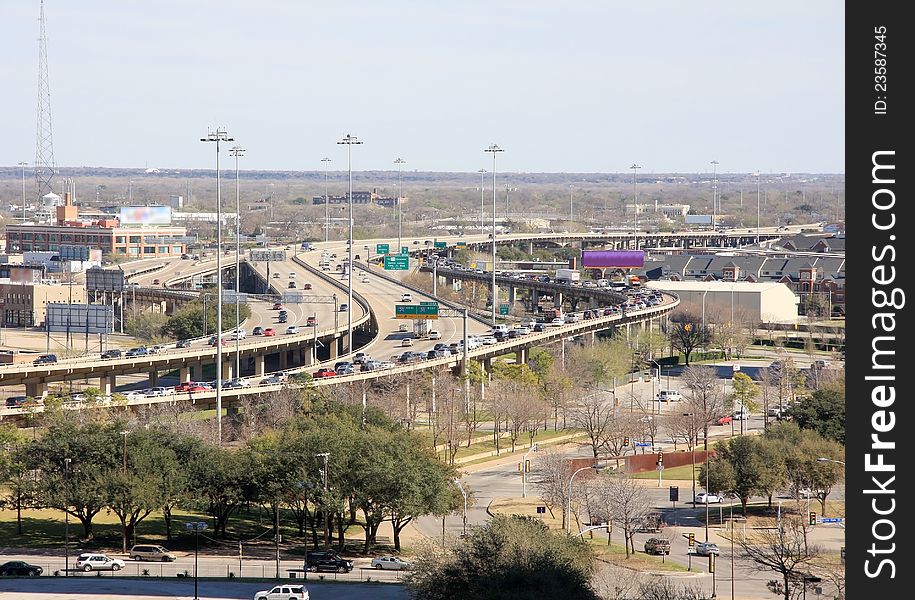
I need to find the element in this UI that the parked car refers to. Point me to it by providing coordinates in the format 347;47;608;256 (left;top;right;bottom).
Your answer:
100;349;122;359
264;328;277;336
0;560;43;576
732;408;751;420
75;553;125;572
370;556;413;571
129;544;177;562
694;492;723;504
656;390;683;402
643;538;671;555
695;542;720;557
305;551;353;573
176;339;192;348
33;354;58;365
254;584;310;600
286;325;300;334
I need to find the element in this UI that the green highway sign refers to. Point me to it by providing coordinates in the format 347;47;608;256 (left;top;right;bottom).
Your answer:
420;301;439;306
434;241;447;249
400;246;410;255
499;303;510;316
396;304;439;319
383;255;410;270
456;241;467;247
376;243;390;255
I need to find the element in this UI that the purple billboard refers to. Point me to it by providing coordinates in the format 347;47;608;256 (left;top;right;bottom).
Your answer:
582;250;645;269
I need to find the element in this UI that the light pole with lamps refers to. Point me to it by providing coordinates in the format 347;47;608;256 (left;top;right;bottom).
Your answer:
454;478;468;535
477;168;486;234
337;134;361;354
17;162;28;223
321;157;332;242
200;127;234;444
63;457;71;576
229;146;245;379
186;521;208;600
315;453;330;548
485;144;503;326
710;160;719;228
521;443;538;498
119;430;129;474
630;164;641;234
395;158;406;251
754;171;761;245
567;463;606;533
569;184;574;221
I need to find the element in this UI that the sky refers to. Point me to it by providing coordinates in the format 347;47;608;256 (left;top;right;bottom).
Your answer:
1;1;845;174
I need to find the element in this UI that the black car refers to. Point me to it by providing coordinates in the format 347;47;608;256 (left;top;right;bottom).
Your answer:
33;354;57;365
176;339;192;348
252;327;264;336
305;551;353;573
0;560;42;576
533;323;547;332
100;349;122;359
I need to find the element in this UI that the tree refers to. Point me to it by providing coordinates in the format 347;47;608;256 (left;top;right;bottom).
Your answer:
681;366;727;449
162;299;251;340
726;516;822;600
0;426;33;535
186;444;251;538
663;310;711;365
570;392;616;458
588;472;654;557
730;372;760;434
783;432;843;515
700;436;781;514
788;388;845;444
536;450;576;531
405;515;599;600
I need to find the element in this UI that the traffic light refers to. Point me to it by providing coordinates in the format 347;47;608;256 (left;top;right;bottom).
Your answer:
524;459;531;473
688;532;695;547
809;511;817;526
518;462;523;474
657;450;664;464
623;436;630;447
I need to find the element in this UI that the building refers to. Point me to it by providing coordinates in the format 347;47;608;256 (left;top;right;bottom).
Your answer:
172;212;237;225
167;194;184;209
646;280;799;323
656;204;691;218
312;191;373;205
5;193;187;258
1;281;87;327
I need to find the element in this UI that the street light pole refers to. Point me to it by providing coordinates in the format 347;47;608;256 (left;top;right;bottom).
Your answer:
186;522;207;600
630;164;641;237
478;168;486;234
395;158;406;251
201;127;234;445
754;171;761;245
454;478;468;535
321;157;331;242
569;184;574;221
230;146;245;379
710;160;719;228
64;457;70;576
337;134;361;354
567;464;605;534
17;162;28;223
521;443;538;498
316;453;330;548
485;144;503;326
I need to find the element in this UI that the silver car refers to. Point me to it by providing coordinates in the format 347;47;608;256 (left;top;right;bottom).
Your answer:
75;553;125;572
370;556;413;571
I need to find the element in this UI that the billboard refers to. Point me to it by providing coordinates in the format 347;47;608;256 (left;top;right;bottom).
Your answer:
685;214;714;225
119;205;172;226
86;267;125;292
581;250;645;269
249;250;287;262
47;303;114;334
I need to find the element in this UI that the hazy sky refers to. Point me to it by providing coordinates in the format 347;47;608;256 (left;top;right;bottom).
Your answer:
2;1;844;174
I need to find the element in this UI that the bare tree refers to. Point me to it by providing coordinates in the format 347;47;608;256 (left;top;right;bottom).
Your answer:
725;516;822;600
535;449;575;531
589;472;654;557
235;387;302;439
569;391;617;458
681;366;727;449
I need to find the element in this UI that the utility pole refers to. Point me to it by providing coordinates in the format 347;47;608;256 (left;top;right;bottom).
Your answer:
710;160;719;227
337;134;361;354
316;453;330;548
321;158;332;242
478;168;486;234
485;144;503;326
395;158;406;251
230;146;245;379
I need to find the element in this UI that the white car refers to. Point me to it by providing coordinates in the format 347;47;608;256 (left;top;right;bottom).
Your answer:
550;317;565;326
288;272;296;279
123;390;145;401
76;553;125;572
254;584;309;600
656;390;683;402
400;293;412;302
286;325;300;334
361;276;370;283
481;336;497;345
694;492;723;504
370;556;413;571
401;337;414;347
230;330;247;340
427;330;442;340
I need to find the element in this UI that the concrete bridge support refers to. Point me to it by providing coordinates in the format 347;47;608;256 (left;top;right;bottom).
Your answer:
25;381;48;398
148;370;159;387
554;291;563;310
530;290;540;313
222;361;234;380
178;366;191;384
515;347;528;365
98;374;116;396
190;363;203;382
507;286;516;305
279;351;288;370
254;354;265;376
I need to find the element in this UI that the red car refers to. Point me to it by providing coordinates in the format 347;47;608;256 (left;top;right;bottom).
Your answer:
303;283;312;290
306;317;317;327
273;303;283;310
716;415;733;425
313;368;336;378
263;328;276;336
209;336;228;347
175;382;207;392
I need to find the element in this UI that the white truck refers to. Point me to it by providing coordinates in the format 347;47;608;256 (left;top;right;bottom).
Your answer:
555;268;580;283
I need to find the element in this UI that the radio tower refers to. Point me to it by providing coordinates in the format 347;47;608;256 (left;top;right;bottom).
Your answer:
35;0;56;200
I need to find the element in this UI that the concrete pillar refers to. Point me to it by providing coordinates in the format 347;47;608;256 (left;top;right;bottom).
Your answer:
25;381;48;398
528;241;534;255
554;291;563;309
590;331;596;347
222;361;234;380
303;346;314;367
507;286;516;305
190;363;203;381
148;370;159;387
98;375;114;396
483;357;492;373
254;354;265;376
178;366;191;384
515;347;528;365
279;351;289;369
530;290;540;313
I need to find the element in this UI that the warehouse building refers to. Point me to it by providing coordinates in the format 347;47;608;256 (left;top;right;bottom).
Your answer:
646;280;798;324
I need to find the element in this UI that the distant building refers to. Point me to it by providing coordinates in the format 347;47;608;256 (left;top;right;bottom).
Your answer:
646;280;799;323
1;281;87;327
656;204;691;217
312;191;372;205
167;194;184;209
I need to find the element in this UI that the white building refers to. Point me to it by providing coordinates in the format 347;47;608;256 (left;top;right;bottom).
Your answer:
646;280;799;324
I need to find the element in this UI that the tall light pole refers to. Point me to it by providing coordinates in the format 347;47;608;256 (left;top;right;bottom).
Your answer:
186;522;208;600
316;453;330;548
321;158;332;242
710;160;719;228
521;443;538;498
337;134;361;354
63;457;71;576
754;171;761;244
478;168;486;234
394;158;406;251
230;146;245;379
200;127;233;444
485;144;503;326
630;164;641;234
454;478;468;535
17;162;28;223
569;184;574;221
567;464;605;533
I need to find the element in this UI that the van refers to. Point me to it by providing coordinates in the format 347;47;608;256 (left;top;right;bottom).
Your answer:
491;324;509;335
129;545;176;562
657;390;683;402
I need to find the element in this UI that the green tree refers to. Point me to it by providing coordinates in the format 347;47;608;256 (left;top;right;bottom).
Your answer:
702;436;778;514
788;388;845;444
186;444;252;538
731;372;760;434
162;299;251;340
663;310;711;365
406;515;599;600
124;312;169;342
0;425;33;535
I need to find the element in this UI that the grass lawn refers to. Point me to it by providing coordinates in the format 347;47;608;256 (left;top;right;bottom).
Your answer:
444;428;583;462
629;463;699;481
584;537;691;573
